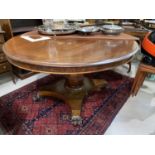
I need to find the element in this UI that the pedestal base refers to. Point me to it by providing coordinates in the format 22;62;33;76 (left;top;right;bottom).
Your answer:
37;75;107;125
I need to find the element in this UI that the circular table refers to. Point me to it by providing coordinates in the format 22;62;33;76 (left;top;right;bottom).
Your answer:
3;31;139;125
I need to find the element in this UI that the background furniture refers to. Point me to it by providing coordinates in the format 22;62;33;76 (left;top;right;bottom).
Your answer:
0;19;42;80
131;62;155;96
0;30;11;74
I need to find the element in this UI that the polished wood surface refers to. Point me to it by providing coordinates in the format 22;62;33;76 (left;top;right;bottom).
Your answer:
3;31;139;74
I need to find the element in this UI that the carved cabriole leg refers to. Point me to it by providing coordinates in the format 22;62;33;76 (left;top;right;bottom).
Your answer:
38;91;68;103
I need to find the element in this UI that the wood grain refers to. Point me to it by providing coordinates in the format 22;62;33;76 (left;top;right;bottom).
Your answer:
131;63;155;96
3;31;139;74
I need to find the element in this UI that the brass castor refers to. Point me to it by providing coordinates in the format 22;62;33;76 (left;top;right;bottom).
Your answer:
71;116;83;126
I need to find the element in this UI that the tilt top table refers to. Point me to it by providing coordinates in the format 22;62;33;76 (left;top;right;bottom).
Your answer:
3;31;139;125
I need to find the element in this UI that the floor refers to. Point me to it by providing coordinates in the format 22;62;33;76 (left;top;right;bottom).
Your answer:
0;62;155;135
105;62;155;135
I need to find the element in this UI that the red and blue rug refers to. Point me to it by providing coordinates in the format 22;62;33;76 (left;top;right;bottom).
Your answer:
0;71;133;135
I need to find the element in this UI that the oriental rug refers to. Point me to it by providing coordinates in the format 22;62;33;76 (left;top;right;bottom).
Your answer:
0;71;133;135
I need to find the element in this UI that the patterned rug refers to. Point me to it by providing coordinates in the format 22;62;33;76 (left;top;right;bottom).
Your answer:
0;71;133;135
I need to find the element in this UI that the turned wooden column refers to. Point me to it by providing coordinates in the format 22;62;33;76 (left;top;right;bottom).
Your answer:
65;75;84;89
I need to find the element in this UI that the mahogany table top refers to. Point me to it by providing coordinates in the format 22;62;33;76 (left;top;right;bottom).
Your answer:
3;31;139;74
